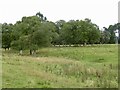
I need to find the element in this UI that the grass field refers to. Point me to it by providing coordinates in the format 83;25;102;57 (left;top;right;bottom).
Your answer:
2;44;118;88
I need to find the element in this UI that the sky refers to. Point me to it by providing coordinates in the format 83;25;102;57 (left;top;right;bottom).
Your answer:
0;0;119;29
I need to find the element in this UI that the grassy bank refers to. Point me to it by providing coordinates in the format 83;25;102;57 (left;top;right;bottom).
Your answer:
2;44;118;88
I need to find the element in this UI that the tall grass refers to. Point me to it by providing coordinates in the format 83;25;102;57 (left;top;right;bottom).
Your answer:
2;44;118;88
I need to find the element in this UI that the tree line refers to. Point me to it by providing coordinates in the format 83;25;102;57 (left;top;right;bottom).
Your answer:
1;12;120;54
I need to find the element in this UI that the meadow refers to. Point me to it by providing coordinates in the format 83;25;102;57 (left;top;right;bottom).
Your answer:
2;44;118;88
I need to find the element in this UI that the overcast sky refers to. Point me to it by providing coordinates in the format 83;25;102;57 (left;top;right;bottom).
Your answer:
0;0;119;29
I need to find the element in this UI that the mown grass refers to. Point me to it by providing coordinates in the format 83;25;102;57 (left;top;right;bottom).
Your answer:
2;44;118;88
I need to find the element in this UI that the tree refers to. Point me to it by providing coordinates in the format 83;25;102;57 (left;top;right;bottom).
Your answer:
55;20;66;45
78;19;91;45
114;23;120;44
11;15;53;55
2;23;13;50
100;30;110;44
11;36;29;55
2;12;118;55
36;12;47;22
59;21;73;45
87;24;100;44
58;19;101;46
103;25;117;44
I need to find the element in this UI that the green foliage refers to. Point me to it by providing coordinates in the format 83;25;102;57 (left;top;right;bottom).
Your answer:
36;12;47;22
10;15;52;54
11;36;29;50
1;12;119;54
31;29;51;48
100;30;110;44
59;19;101;45
103;23;119;44
2;23;13;50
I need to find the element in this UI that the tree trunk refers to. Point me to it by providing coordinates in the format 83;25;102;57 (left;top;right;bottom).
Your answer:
32;50;34;55
69;44;71;47
5;48;6;51
30;49;32;55
19;50;23;55
83;42;86;46
34;50;36;55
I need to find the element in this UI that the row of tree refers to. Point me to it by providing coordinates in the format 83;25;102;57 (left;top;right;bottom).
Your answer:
1;12;120;54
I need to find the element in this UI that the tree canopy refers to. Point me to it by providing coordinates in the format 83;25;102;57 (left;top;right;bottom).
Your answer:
1;12;119;54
